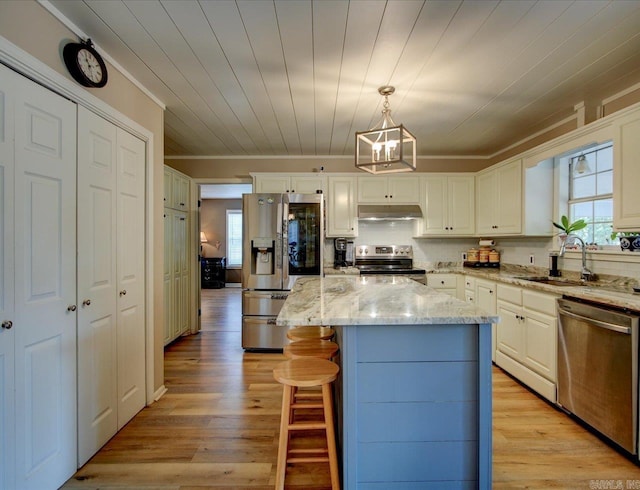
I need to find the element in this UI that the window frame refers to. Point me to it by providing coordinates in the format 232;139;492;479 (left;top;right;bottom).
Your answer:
226;209;243;268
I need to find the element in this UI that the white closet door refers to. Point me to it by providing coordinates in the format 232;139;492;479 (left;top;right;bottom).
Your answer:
77;107;118;466
116;128;146;428
13;66;77;490
0;64;16;490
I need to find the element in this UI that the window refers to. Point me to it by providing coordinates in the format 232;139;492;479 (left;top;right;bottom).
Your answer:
568;144;613;246
226;210;243;267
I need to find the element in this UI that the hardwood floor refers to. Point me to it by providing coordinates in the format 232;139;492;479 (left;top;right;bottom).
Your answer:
63;287;640;489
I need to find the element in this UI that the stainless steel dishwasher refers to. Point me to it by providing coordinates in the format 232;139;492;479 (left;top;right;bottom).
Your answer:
557;298;639;454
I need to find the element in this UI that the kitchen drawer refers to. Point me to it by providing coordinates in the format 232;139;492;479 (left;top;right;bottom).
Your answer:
427;275;458;289
523;289;559;316
464;276;475;291
497;283;522;305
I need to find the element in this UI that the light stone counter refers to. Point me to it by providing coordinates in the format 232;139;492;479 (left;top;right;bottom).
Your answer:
427;265;640;311
276;275;499;327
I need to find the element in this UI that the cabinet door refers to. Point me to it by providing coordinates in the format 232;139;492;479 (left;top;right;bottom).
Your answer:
254;175;290;193
475;170;496;234
476;280;497;362
357;176;388;203
327;176;357;237
77;108;118;466
291;175;325;194
420;175;447;235
173;211;189;337
164;167;173;207
613;112;640;229
495;160;522;234
172;172;189;210
163;211;174;345
448;175;475;235
496;301;524;362
388;176;420;204
523;310;556;382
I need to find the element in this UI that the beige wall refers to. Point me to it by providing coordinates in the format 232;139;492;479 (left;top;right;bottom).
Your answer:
200;198;241;260
1;1;166;395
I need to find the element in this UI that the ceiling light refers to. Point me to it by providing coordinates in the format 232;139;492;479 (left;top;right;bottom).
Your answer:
575;154;590;174
355;86;416;174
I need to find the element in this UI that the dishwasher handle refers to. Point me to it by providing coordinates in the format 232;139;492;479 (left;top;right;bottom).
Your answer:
559;308;631;335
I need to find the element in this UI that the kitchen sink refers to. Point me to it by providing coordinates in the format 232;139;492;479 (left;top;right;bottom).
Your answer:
516;277;585;287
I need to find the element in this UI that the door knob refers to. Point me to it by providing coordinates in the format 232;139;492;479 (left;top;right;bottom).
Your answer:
82;299;92;307
1;320;12;329
119;290;127;296
67;305;77;312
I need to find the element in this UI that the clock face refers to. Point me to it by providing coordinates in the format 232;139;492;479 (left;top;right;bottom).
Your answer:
63;41;108;88
77;48;103;84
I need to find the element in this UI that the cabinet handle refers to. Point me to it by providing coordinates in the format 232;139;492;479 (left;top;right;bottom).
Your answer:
67;305;77;312
119;290;127;296
489;290;493;294
385;195;388;198
440;280;445;285
179;202;185;206
1;320;12;330
291;189;295;192
180;217;185;221
82;299;91;307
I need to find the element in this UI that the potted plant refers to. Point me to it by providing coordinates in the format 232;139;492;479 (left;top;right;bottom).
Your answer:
552;216;587;250
610;230;640;251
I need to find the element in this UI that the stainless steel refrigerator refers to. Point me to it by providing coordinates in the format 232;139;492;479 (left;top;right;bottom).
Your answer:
241;193;324;350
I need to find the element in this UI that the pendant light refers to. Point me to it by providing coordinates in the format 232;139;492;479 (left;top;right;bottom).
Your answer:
355;86;416;174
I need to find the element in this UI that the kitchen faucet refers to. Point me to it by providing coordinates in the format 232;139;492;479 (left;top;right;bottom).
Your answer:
559;234;594;281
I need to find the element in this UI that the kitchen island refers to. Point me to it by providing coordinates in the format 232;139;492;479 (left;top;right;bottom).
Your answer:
277;275;499;489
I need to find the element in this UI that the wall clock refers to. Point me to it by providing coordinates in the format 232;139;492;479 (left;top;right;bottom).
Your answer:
63;38;108;88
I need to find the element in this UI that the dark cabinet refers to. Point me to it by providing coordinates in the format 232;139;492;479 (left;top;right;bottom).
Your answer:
201;257;225;289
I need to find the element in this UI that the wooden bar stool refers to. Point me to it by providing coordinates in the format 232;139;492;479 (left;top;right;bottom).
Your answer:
273;358;340;490
283;339;339;360
286;326;335;341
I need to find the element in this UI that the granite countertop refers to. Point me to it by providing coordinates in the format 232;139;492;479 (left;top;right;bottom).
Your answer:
323;266;360;276
428;265;640;311
276;275;499;327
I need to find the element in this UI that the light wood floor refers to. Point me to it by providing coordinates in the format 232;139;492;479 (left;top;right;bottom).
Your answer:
63;287;640;489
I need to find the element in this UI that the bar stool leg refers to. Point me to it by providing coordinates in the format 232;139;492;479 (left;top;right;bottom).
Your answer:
322;383;340;490
276;385;293;490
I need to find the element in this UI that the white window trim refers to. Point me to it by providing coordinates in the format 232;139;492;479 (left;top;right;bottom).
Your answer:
226;209;243;268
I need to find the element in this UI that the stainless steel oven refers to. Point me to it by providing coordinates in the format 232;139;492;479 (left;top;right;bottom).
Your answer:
354;245;426;284
557;297;640;455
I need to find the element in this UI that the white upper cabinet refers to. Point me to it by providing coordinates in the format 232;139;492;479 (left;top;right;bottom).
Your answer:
417;174;474;236
357;175;420;204
326;176;358;237
476;158;553;236
613;111;640;229
164;166;190;211
253;173;325;194
476;159;522;235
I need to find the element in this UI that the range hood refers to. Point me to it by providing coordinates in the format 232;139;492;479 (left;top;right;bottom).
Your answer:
357;204;423;220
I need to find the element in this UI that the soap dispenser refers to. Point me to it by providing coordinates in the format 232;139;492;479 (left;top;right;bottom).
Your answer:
549;252;560;277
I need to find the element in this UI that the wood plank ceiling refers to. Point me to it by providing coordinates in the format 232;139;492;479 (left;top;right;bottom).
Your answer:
48;0;640;158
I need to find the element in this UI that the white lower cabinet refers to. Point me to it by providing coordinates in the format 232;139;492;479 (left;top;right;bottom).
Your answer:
426;273;461;299
475;279;497;363
496;283;559;402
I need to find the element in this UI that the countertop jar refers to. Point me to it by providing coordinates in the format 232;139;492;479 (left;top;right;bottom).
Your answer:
467;248;479;262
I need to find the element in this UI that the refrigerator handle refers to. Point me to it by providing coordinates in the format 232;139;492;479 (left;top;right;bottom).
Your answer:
276;201;283;270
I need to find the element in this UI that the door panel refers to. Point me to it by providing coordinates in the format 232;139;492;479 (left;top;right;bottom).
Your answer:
13;68;77;490
116;128;146;429
0;65;16;490
77;107;118;466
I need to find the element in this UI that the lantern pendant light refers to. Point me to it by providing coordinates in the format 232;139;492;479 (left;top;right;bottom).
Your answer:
355;86;416;174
